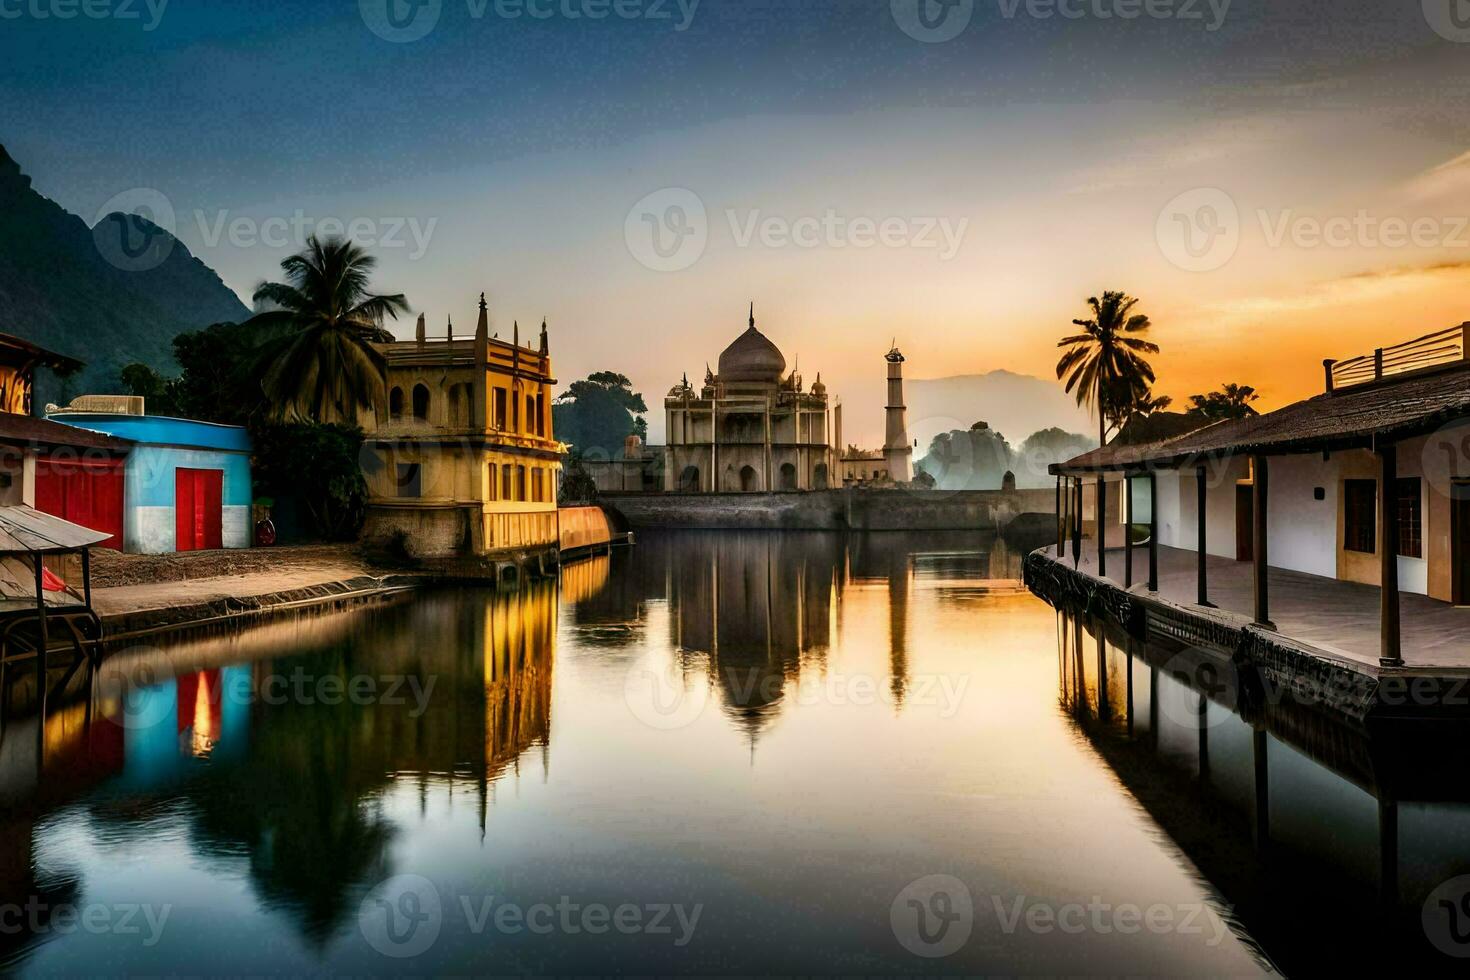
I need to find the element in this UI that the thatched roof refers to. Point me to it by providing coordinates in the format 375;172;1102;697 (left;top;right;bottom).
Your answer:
1053;362;1470;475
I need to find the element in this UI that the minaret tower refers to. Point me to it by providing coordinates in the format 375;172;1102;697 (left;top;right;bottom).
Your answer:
883;342;912;483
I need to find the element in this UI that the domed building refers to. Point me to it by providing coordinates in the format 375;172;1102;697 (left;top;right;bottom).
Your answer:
664;306;836;492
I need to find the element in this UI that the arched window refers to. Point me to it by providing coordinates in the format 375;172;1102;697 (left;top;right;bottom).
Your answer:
412;384;430;421
813;464;829;490
679;465;701;492
779;462;797;491
739;465;759;492
389;387;405;419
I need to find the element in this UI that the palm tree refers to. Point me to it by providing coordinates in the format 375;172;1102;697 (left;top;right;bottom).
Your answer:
245;236;409;424
1056;292;1160;447
1187;383;1260;420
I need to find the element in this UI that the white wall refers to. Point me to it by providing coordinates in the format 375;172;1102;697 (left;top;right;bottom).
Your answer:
1266;454;1338;579
1153;455;1250;560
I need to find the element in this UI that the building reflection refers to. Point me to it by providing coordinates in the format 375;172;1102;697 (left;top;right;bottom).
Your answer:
1056;609;1470;975
0;584;557;961
597;529;1020;742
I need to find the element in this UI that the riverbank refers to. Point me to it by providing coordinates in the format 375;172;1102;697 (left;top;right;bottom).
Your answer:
91;545;421;643
602;487;1055;531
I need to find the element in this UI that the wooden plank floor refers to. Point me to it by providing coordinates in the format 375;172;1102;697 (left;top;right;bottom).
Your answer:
1052;539;1470;670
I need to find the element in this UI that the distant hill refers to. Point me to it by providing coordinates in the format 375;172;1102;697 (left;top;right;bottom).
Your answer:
905;369;1097;451
0;144;249;408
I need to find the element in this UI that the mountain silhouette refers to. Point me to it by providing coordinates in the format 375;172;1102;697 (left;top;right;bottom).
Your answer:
0;143;248;407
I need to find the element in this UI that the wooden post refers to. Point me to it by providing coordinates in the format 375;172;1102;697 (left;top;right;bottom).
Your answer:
1373;347;1384;380
1147;473;1159;592
34;554;48;705
1196;465;1209;607
1379;797;1399;908
1055;475;1064;557
1097;475;1107;578
1252;727;1269;853
1253;455;1272;627
1323;358;1335;394
1379;443;1403;667
1124;475;1134;588
81;548;92;609
1096;626;1109;722
1071;478;1082;568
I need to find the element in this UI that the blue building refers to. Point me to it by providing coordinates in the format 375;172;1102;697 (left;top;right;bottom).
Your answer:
47;412;253;554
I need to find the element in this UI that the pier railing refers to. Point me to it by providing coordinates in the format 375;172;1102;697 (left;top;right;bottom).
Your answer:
1325;323;1470;393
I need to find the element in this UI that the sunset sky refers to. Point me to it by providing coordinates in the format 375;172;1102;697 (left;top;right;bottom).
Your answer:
8;0;1470;444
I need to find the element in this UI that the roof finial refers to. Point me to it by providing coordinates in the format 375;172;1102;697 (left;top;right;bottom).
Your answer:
447;314;453;343
415;312;426;346
479;292;487;312
539;317;549;356
749;301;755;330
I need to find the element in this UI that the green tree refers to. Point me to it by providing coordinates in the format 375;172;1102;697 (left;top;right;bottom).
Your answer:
1187;383;1260;420
552;372;648;457
244;236;408;424
1056;292;1160;446
251;421;369;541
118;362;184;416
915;424;1015;490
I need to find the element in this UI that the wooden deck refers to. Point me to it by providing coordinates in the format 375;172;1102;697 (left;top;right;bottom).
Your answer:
1055;539;1470;671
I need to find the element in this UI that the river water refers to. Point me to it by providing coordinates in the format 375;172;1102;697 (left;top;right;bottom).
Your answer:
3;530;1466;974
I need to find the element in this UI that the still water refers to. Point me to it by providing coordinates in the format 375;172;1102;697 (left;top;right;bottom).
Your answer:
1;530;1463;974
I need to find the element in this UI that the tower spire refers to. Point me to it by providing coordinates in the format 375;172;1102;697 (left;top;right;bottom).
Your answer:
539;317;549;356
475;293;489;344
446;314;453;344
749;301;755;330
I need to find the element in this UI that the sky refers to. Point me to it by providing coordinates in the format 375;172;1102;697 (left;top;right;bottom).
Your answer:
7;0;1470;444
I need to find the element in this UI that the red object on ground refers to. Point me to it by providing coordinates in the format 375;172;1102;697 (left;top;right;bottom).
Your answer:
175;468;224;552
40;566;66;592
34;456;125;550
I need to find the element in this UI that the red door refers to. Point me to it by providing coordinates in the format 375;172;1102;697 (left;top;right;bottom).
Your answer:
34;457;125;549
175;468;223;552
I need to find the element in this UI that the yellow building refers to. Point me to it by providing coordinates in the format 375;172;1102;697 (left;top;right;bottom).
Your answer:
360;295;562;559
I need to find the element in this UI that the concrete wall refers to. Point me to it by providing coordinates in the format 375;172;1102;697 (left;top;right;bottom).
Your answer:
603;487;1055;531
126;446;253;554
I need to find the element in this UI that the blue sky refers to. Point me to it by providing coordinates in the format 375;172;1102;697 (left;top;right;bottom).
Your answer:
6;0;1470;443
